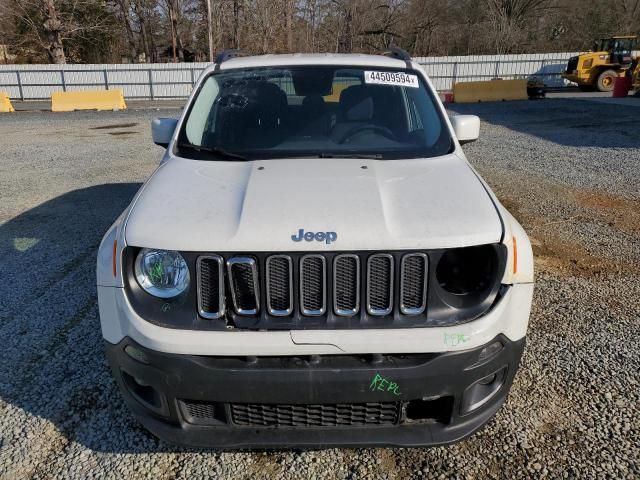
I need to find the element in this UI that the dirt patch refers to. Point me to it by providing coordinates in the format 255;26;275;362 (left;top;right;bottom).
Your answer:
486;171;639;277
107;131;138;136
572;190;640;236
90;123;138;130
529;232;627;276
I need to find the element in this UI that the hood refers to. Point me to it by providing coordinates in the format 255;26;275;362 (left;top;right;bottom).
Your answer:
125;154;502;252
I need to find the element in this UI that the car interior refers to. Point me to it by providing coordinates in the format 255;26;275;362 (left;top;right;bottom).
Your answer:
201;72;429;152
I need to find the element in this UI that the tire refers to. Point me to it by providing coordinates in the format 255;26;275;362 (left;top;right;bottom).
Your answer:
596;69;618;92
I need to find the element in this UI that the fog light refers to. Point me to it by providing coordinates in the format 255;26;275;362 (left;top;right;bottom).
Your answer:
121;370;168;416
461;366;507;414
479;373;496;385
125;345;149;364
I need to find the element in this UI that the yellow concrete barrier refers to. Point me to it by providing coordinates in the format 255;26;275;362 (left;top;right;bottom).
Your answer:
51;89;126;112
0;91;15;112
453;79;527;103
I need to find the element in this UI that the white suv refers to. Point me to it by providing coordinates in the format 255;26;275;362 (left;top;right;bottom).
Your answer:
97;50;534;448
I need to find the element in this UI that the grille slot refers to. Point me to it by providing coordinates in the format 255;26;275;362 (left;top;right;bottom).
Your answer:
334;254;360;316
231;402;400;427
367;254;394;316
300;255;326;315
566;56;578;73
179;400;225;425
266;255;293;316
183;400;216;420
400;253;428;315
227;257;260;315
196;255;225;319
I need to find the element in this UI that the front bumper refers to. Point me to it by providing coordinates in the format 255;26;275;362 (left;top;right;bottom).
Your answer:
106;335;525;449
562;72;588;85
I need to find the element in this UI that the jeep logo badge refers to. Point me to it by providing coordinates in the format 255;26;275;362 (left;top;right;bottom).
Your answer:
291;228;337;245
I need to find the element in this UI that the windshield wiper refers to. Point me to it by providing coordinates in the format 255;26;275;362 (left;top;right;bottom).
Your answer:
317;153;383;159
177;142;248;161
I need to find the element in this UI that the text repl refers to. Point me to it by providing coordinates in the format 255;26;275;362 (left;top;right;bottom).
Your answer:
369;373;402;396
291;229;337;245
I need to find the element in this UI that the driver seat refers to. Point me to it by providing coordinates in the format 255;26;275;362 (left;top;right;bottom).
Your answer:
329;85;375;143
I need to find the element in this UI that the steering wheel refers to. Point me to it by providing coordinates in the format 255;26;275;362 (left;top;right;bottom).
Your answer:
337;125;396;144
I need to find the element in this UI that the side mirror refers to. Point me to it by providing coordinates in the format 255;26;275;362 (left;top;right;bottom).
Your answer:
151;118;178;147
450;115;480;145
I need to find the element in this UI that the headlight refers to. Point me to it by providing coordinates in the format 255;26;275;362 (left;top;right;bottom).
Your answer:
134;248;190;298
435;245;500;311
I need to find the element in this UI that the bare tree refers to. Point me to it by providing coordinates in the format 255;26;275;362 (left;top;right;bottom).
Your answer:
2;0;639;64
114;0;140;61
43;0;66;62
5;0;117;63
485;0;554;54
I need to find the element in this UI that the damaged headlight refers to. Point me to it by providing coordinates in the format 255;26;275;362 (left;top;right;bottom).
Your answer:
434;244;503;315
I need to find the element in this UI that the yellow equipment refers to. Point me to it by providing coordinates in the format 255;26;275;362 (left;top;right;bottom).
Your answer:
562;35;638;92
51;89;127;112
632;60;640;93
0;91;14;112
453;79;528;103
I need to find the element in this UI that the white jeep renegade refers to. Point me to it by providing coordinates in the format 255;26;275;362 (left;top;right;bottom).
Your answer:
97;50;534;448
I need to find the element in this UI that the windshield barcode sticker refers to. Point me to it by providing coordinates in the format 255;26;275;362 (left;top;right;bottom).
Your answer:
364;71;419;88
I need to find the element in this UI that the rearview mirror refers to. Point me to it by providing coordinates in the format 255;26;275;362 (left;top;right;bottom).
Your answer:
152;118;178;147
450;115;480;145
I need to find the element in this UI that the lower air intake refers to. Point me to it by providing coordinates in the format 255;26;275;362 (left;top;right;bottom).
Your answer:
231;402;400;427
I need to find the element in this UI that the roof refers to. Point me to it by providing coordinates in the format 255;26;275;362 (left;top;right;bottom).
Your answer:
205;53;411;75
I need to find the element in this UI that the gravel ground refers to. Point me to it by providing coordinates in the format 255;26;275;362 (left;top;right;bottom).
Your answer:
0;99;638;479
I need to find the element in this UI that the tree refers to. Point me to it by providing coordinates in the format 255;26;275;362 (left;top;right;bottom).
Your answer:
484;0;555;54
2;0;639;64
4;0;118;63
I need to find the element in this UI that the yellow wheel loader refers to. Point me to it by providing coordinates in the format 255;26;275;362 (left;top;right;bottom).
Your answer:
633;59;640;95
562;36;638;92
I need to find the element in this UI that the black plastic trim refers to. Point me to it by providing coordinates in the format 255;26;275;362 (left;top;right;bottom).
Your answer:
123;245;507;331
105;334;525;449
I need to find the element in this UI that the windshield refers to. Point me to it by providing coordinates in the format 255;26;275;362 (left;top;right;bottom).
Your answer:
596;38;635;53
178;66;452;160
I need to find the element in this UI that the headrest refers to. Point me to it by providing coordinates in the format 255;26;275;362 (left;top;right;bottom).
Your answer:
252;82;287;128
302;94;326;110
339;85;374;122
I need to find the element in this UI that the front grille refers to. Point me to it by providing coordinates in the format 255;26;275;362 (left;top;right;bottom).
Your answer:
231;402;400;427
334;254;360;315
197;251;431;323
566;56;578;73
300;255;326;315
227;257;259;315
196;256;224;319
367;254;394;315
266;255;293;315
400;253;428;315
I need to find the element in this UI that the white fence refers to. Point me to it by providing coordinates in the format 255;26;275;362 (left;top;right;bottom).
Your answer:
0;52;577;100
417;52;578;91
